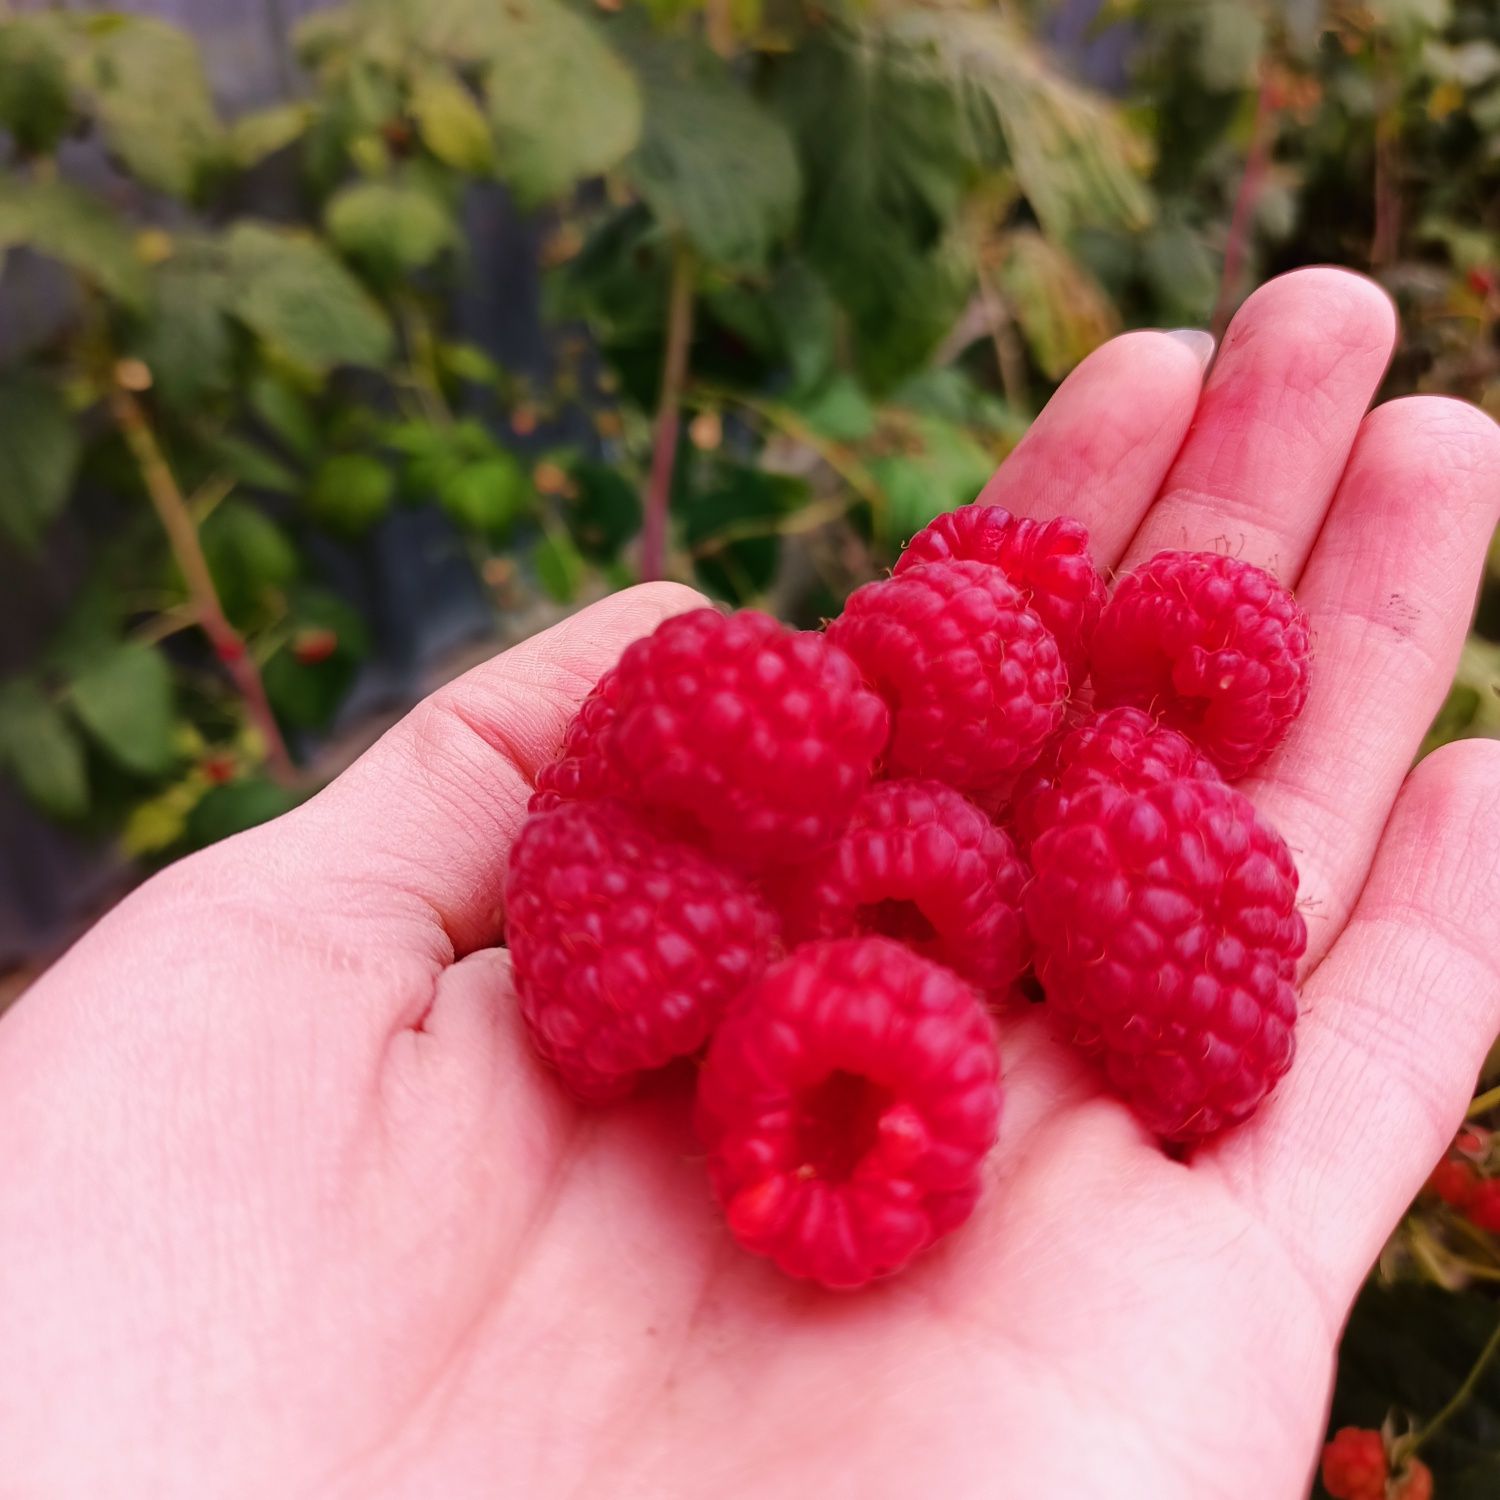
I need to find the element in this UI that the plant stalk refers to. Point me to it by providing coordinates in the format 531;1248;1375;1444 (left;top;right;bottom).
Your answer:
109;384;297;786
1397;1313;1500;1463
1211;61;1280;341
639;242;696;583
1467;1084;1500;1119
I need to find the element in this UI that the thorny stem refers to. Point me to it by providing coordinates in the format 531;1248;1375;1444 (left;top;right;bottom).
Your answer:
639;241;696;583
1395;1313;1500;1464
1211;60;1280;341
109;384;297;786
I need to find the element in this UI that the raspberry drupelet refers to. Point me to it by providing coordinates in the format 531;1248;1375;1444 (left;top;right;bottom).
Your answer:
1090;550;1311;779
695;937;1002;1288
505;800;779;1101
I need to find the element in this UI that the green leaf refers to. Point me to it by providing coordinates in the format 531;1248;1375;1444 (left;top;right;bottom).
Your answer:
886;8;1153;239
0;177;148;308
0;375;82;551
325;180;457;275
223;222;393;372
0;16;76;154
683;463;808;604
534;530;587;603
262;587;368;731
622;31;800;270
1196;3;1265;93
482;0;642;201
248;372;320;462
78;17;223;196
410;71;495;173
185;778;301;849
307;453;395;534
1140;219;1219;326
997;228;1120;380
66;642;177;778
0;679;88;818
793;376;878;443
438;342;505;388
228;102;310;168
439;454;530;535
208;435;302;498
132;248;234;406
868;413;995;540
200;498;300;625
566;460;642;559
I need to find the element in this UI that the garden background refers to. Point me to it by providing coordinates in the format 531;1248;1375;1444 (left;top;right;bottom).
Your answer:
0;0;1497;1489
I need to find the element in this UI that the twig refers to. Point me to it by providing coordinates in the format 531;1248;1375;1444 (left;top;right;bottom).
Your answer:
704;0;734;58
1211;61;1280;341
1467;1084;1500;1119
639;241;696;583
1396;1313;1500;1462
109;384;297;785
972;240;1029;413
691;383;891;535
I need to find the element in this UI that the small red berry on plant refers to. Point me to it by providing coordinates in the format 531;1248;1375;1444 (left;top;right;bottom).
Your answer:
1467;1176;1500;1233
1320;1428;1387;1500
1426;1156;1479;1210
696;937;1002;1289
505;800;779;1102
828;559;1066;796
1390;1457;1434;1500
200;753;236;786
1090;550;1311;779
291;627;340;666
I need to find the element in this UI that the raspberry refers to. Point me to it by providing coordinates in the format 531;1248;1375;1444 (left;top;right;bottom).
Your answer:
1320;1429;1388;1500
1391;1459;1433;1500
1090;551;1311;779
695;937;1002;1288
828;560;1066;796
1010;705;1221;853
505;801;779;1101
1426;1156;1479;1210
1468;1177;1500;1232
897;505;1106;678
771;779;1030;996
1026;777;1306;1141
532;609;888;872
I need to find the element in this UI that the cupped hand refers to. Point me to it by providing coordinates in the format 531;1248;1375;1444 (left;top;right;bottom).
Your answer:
4;268;1499;1500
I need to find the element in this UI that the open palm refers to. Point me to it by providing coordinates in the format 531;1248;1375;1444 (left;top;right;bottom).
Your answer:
4;269;1500;1500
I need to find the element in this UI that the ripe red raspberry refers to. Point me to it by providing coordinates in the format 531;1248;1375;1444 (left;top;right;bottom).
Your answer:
1026;777;1306;1141
897;505;1106;678
1090;551;1311;779
1426;1156;1479;1210
532;609;888;872
771;779;1030;996
1010;705;1220;852
1468;1177;1500;1232
696;937;1002;1288
505;801;778;1101
1392;1459;1434;1500
828;560;1066;796
1320;1428;1388;1500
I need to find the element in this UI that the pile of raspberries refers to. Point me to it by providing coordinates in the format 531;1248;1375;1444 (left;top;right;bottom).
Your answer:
505;505;1312;1289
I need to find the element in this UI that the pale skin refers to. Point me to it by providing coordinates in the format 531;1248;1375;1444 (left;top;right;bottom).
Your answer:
3;268;1499;1499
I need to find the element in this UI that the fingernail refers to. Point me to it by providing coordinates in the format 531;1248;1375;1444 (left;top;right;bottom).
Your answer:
1165;328;1216;371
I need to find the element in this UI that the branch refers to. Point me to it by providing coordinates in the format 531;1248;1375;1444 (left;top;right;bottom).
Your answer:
639;241;696;583
1211;62;1280;341
109;382;297;786
1397;1313;1500;1462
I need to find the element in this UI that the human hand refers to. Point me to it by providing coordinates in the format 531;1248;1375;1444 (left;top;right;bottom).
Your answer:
3;267;1498;1499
